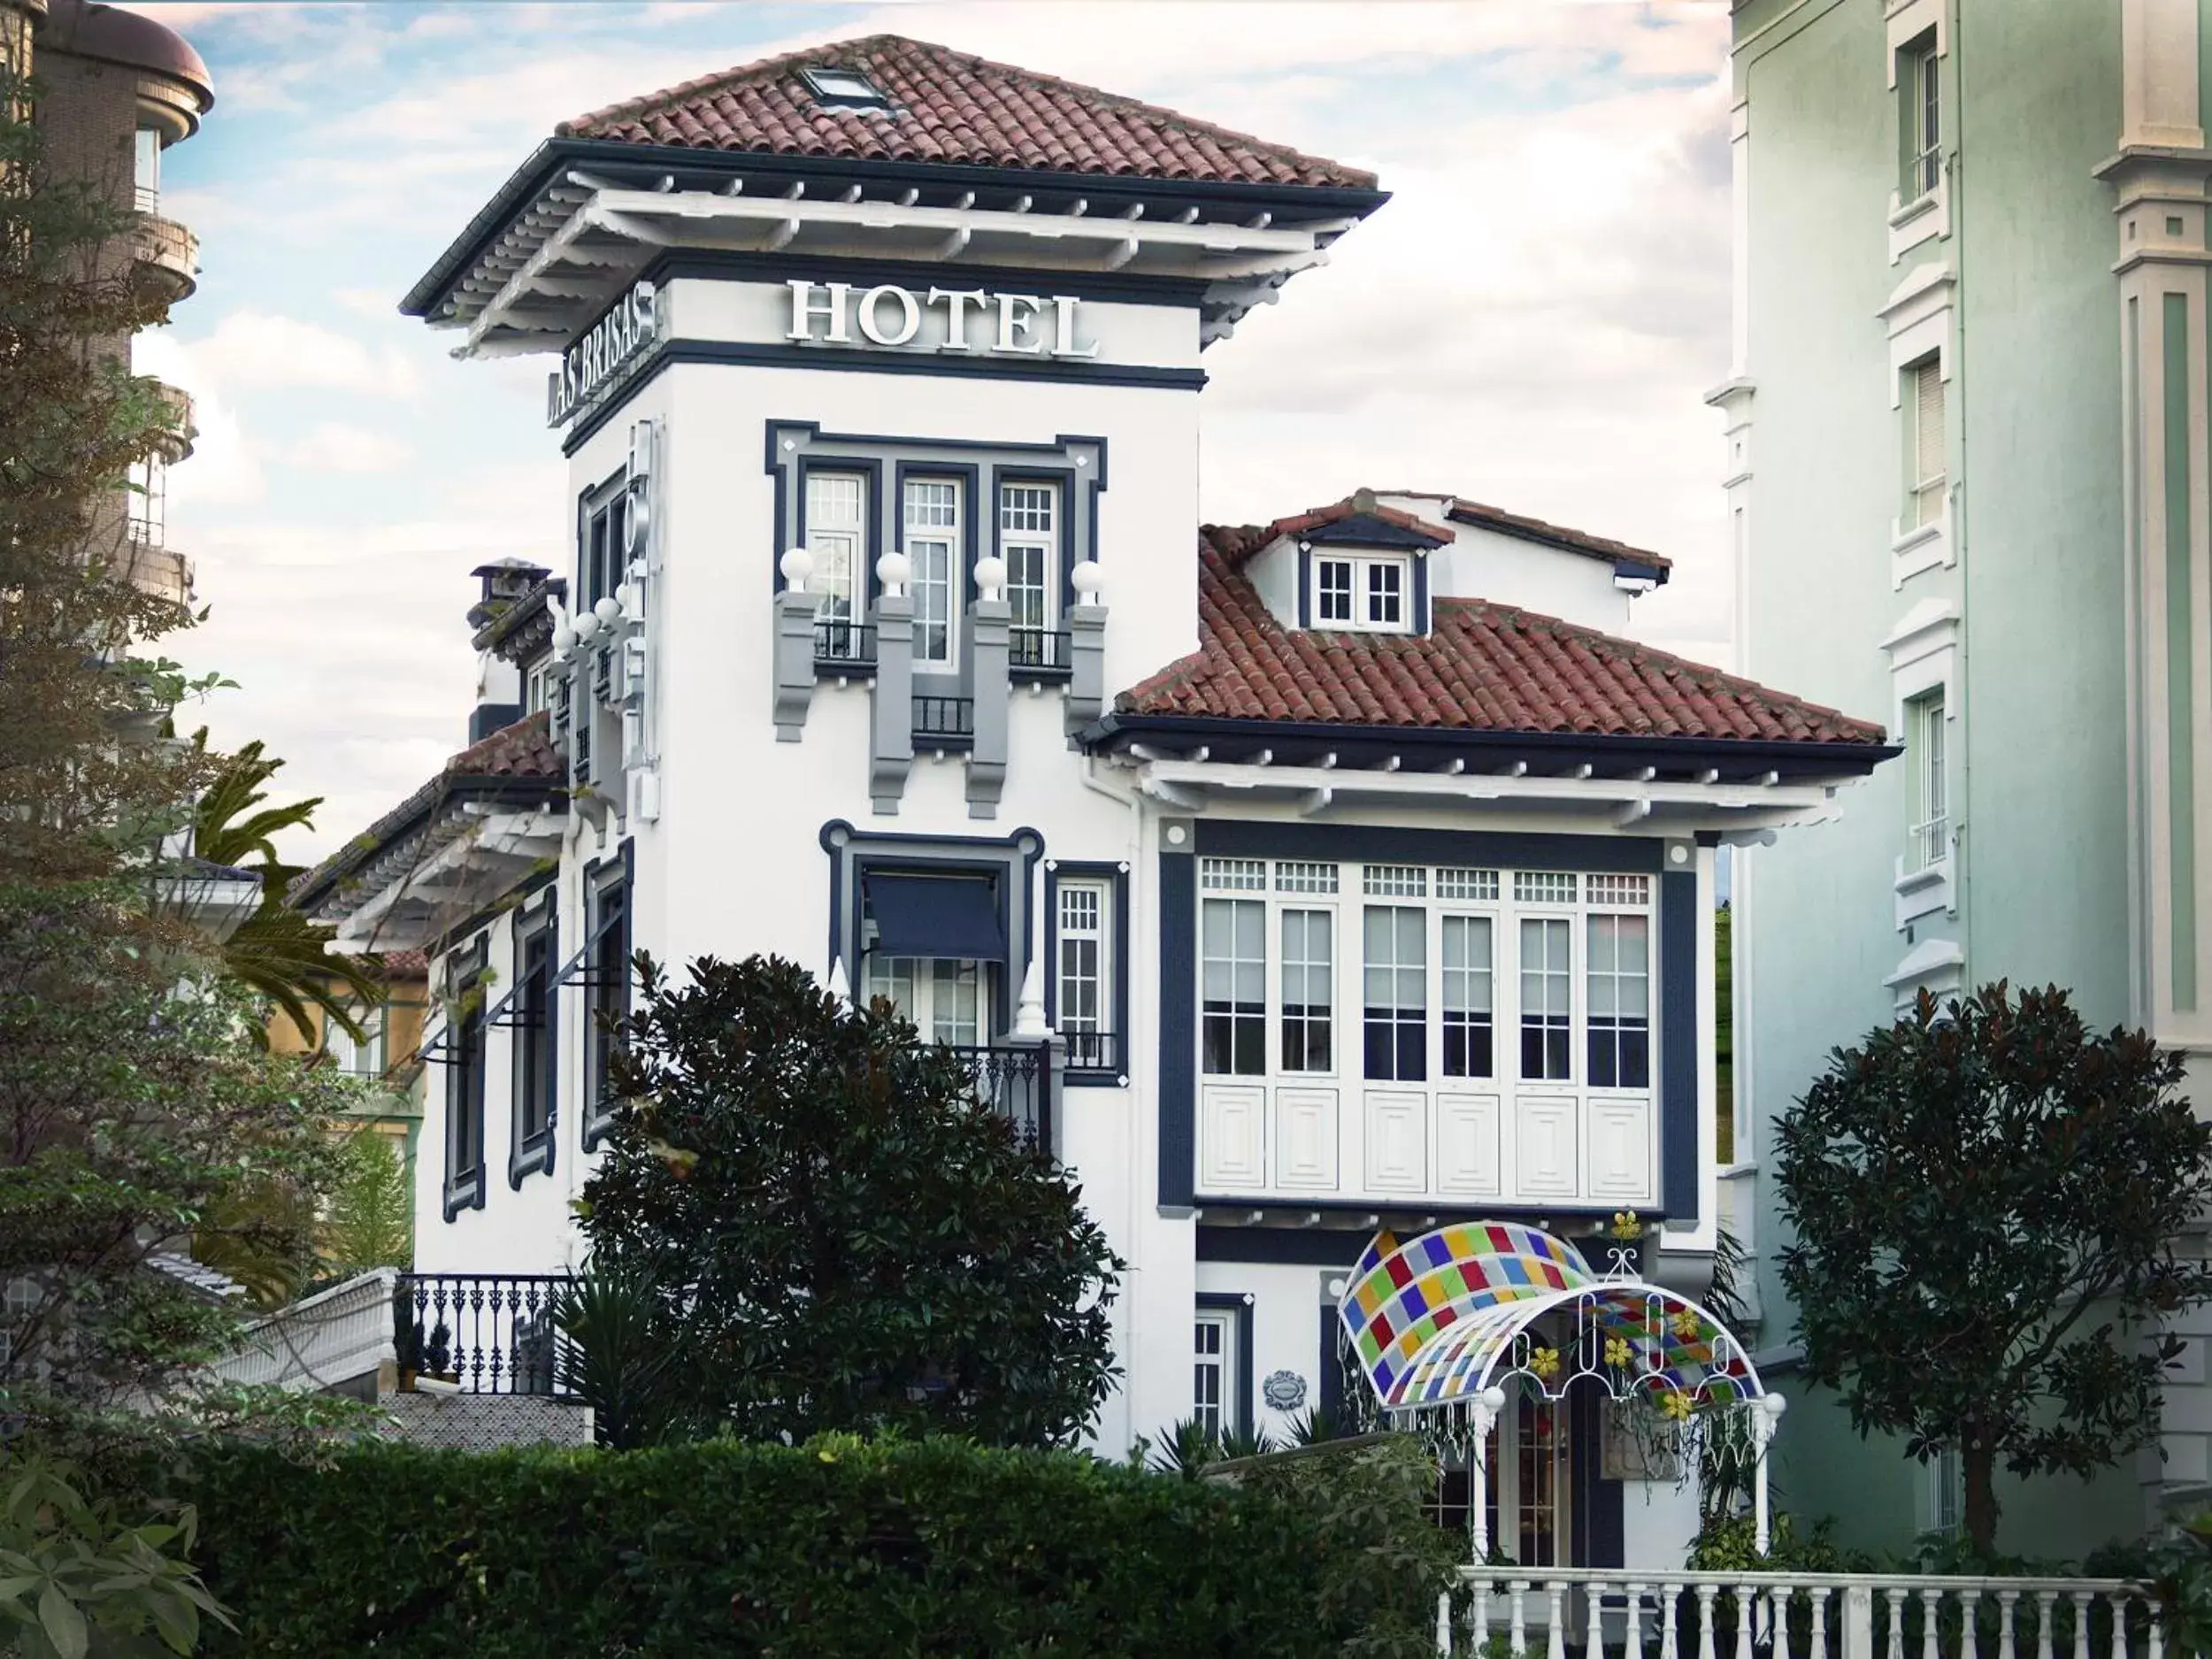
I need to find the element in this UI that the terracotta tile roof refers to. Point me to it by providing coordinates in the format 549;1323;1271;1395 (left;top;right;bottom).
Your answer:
1115;531;1886;746
558;34;1374;190
1257;496;1449;551
290;712;565;916
1445;497;1674;573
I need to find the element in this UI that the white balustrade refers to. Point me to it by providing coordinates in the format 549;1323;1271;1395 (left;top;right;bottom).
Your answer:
1440;1570;2158;1659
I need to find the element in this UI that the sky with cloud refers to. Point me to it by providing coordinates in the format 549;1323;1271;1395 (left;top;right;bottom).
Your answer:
125;0;1735;857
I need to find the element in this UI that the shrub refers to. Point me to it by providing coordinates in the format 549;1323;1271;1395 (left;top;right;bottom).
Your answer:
173;1435;1359;1657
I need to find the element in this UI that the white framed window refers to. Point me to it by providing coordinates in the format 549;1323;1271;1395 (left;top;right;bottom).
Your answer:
134;127;160;211
1909;688;1948;869
805;471;865;622
903;477;961;666
1194;1309;1238;1438
1195;860;1659;1109
1279;908;1334;1073
1313;553;1414;633
1202;897;1268;1077
325;1007;387;1077
1056;878;1110;1068
1931;1447;1962;1536
580;473;629;611
866;956;987;1047
1899;32;1940;203
1907;357;1946;530
999;480;1057;645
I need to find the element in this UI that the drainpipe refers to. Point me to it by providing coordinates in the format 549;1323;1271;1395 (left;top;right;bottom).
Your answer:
1949;0;1973;968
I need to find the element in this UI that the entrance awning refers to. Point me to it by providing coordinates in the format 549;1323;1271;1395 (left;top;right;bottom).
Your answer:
863;871;1003;962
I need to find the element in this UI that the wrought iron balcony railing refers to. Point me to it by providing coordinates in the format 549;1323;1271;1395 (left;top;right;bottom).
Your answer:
814;618;878;669
1009;627;1073;677
393;1272;575;1396
913;695;974;741
945;1040;1053;1150
1058;1028;1119;1074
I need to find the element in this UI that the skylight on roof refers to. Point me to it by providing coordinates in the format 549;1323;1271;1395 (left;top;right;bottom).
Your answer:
801;65;887;107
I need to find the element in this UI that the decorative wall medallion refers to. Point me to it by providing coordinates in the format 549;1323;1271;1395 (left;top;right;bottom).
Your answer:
1263;1370;1308;1412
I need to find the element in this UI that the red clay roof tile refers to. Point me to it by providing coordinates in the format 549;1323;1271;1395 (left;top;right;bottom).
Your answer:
1116;533;1886;746
559;34;1374;190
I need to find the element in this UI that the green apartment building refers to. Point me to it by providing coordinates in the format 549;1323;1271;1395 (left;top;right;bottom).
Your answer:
1724;0;2212;1553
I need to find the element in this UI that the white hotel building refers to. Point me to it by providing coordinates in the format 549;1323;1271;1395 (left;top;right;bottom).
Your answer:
283;37;1893;1566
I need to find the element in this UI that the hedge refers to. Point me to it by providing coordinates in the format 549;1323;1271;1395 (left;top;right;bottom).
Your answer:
173;1435;1371;1657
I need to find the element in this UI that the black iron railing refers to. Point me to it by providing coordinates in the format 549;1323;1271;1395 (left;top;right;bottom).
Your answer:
945;1041;1052;1149
814;618;878;667
1060;1029;1120;1074
913;695;974;740
1009;627;1072;675
393;1272;576;1395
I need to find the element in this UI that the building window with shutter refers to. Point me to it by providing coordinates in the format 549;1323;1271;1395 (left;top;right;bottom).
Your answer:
1898;33;1940;204
1907;357;1946;529
1909;689;1948;870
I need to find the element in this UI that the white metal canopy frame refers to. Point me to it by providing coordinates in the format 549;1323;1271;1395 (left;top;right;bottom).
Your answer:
1335;1222;1786;1561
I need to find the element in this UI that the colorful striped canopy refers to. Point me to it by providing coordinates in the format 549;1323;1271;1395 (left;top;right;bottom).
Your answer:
1337;1223;1764;1414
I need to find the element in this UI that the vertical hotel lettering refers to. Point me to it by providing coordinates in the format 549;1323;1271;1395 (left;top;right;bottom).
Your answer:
546;281;658;428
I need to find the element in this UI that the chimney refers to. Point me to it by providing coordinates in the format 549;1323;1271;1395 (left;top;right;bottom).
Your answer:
467;557;551;744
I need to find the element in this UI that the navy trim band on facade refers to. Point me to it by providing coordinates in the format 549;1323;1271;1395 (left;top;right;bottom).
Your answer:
1194;818;1665;873
1156;839;1196;1210
1081;712;1900;785
565;340;1202;455
404;136;1390;319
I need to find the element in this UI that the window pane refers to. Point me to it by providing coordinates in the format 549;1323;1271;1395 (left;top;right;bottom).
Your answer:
1280;908;1333;1073
1202;899;1265;1076
1366;561;1402;626
1519;918;1571;1082
904;480;960;664
1442;915;1494;1079
806;472;864;622
1317;559;1353;623
1363;906;1426;1082
1056;880;1108;1066
1586;915;1649;1090
932;960;980;1046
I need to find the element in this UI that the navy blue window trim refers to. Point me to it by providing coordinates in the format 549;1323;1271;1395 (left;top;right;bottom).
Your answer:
1157;842;1197;1208
508;890;557;1189
577;465;628;611
1195;1290;1255;1437
1659;868;1698;1225
991;463;1077;631
442;935;491;1222
580;839;634;1154
1044;861;1129;1084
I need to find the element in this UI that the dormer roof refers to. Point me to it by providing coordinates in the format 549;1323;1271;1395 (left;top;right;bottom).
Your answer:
1104;531;1886;751
559;34;1374;190
1256;495;1451;553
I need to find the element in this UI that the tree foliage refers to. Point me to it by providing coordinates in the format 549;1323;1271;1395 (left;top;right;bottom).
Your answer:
576;953;1121;1448
1774;982;2212;1556
0;883;356;1403
318;1130;412;1279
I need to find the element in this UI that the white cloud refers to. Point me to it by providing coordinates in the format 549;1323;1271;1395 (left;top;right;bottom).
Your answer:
183;311;425;398
280;422;413;473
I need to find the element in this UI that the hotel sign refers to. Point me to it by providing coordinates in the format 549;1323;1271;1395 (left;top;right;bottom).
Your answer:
547;280;659;428
786;280;1098;359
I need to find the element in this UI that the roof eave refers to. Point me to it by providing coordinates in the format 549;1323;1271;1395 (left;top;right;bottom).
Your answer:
1079;711;1899;786
403;134;1389;322
290;775;567;918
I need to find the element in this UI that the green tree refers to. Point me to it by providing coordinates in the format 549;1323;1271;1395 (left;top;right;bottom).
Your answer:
171;733;386;1048
1774;982;2212;1557
320;1129;412;1277
576;954;1121;1448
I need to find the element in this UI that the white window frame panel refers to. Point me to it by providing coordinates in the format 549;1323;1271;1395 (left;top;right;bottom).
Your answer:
902;476;962;667
864;954;988;1047
1194;860;1657;1204
805;470;867;623
1193;1308;1240;1439
1885;0;1948;261
324;1007;388;1078
1311;552;1415;634
1881;262;1955;587
998;480;1058;638
1882;596;1958;926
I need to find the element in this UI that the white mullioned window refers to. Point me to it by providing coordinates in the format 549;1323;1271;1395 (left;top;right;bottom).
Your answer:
1908;357;1946;529
866;956;985;1047
1900;32;1940;202
324;1007;388;1078
1911;689;1948;868
1197;859;1655;1098
1313;553;1414;633
903;477;961;666
805;471;865;622
1055;877;1111;1070
999;482;1057;659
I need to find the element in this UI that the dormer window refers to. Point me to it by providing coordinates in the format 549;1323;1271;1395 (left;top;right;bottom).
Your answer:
802;65;889;108
1313;552;1412;633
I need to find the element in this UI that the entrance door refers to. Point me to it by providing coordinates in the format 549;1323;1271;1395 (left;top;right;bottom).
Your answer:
1427;1384;1576;1565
